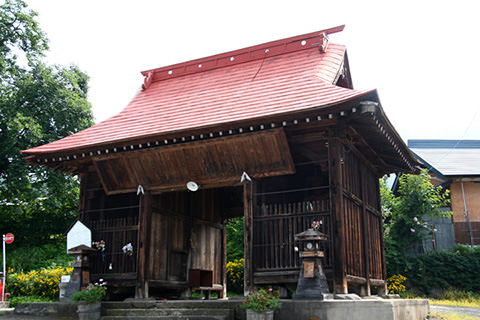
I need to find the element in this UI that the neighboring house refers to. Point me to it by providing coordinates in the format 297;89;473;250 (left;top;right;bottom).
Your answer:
21;26;417;298
409;140;480;246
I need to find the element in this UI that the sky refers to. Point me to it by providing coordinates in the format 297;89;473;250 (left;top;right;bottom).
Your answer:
25;0;480;143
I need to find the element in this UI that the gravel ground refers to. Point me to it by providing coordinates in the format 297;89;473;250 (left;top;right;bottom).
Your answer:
430;305;480;319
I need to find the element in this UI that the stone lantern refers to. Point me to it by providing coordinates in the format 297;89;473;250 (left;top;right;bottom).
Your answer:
293;228;332;300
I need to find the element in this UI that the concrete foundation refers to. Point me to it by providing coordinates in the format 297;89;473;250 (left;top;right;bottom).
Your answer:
9;298;429;320
277;299;429;320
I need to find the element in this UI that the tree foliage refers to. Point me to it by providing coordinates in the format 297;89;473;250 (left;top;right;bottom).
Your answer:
381;170;451;275
0;0;93;260
0;0;48;78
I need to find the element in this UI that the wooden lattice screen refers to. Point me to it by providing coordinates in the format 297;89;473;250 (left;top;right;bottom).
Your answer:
253;199;332;271
81;190;139;275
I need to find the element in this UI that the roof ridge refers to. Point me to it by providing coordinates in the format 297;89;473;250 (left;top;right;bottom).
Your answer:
140;25;345;88
409;139;480;149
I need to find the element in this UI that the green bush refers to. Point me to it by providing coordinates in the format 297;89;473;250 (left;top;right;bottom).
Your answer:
403;246;480;295
8;295;55;308
453;244;480;257
6;266;73;300
4;242;73;272
227;258;244;294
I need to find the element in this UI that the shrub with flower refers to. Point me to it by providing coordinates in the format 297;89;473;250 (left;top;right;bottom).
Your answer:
387;274;407;295
242;288;281;312
227;258;244;294
70;280;107;303
7;266;73;300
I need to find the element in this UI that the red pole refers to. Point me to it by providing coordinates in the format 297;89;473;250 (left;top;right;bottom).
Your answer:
2;234;5;302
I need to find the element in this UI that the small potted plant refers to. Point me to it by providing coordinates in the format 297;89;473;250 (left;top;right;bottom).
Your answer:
242;288;281;320
71;280;107;320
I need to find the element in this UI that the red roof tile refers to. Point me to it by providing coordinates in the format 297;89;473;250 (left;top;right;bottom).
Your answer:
22;27;372;155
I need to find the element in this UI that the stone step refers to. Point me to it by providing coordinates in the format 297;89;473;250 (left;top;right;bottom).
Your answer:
102;317;229;320
104;307;233;317
102;300;237;310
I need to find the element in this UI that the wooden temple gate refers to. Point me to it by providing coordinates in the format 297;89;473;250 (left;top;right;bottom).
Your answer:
22;28;418;298
76;129;388;297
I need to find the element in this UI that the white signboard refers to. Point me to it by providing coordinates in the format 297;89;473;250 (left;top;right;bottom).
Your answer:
66;220;92;252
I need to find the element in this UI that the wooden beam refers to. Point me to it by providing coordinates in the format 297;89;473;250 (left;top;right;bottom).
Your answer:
346;275;367;285
328;138;348;294
369;278;386;287
344;126;387;170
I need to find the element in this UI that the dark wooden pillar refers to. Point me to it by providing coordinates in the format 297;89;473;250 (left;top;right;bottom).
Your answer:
221;221;227;298
360;166;371;296
78;173;87;219
328;138;348;294
376;177;388;295
136;188;151;298
243;179;255;295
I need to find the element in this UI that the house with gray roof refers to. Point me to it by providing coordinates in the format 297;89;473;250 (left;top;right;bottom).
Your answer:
409;140;480;246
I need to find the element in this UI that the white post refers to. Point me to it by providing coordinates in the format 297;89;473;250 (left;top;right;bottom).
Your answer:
2;234;5;302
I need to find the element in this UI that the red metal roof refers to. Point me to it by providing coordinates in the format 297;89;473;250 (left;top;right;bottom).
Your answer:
22;27;372;156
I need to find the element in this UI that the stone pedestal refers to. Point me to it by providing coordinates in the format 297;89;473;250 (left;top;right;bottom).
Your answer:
64;245;97;300
293;257;332;300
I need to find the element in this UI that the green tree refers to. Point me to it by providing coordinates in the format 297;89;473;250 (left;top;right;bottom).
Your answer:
381;170;451;275
226;217;244;262
0;0;93;270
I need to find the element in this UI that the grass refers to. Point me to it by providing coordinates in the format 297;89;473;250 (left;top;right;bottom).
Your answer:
430;299;480;309
429;311;480;320
428;289;480;309
402;289;480;309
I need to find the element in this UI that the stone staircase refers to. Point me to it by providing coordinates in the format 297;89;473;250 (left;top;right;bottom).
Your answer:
101;300;241;320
